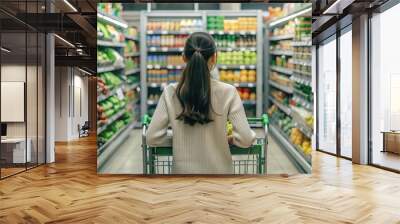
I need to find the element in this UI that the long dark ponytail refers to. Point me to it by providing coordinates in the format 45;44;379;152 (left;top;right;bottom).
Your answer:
176;32;217;126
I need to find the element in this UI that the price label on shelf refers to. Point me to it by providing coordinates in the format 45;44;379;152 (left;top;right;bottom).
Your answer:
161;30;168;35
239;65;245;70
116;88;124;100
221;65;227;69
167;65;173;69
147;65;153;69
250;31;256;35
176;65;182;69
178;47;184;51
218;31;224;35
228;31;234;35
248;83;255;87
161;47;168;52
147;30;154;34
209;31;215;35
233;83;239;87
227;48;233;51
249;65;256;69
239;31;245;35
240;48;245;51
155;65;161;69
149;47;156;52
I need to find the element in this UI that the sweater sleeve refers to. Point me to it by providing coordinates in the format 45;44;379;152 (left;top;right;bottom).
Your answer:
228;88;256;148
146;91;171;147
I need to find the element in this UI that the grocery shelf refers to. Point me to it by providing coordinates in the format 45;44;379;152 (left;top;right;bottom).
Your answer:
269;50;293;56
229;82;256;88
98;65;125;73
127;82;140;91
270;124;311;173
141;10;264;118
292;95;313;112
292;40;312;47
147;64;184;69
124;52;140;57
268;5;312;28
125;68;140;75
218;47;257;52
242;100;256;105
217;64;257;70
291;73;312;86
97;84;125;102
97;40;126;48
97;109;126;134
147;82;172;88
148;47;184;52
98;11;128;29
269;34;294;41
269;96;291;115
290;109;313;139
147;30;192;35
293;69;311;77
97;122;135;170
293;59;311;67
125;35;139;41
270;65;293;75
269;80;293;94
208;30;256;35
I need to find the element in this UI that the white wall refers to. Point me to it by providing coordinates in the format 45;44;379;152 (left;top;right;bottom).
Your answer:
54;67;89;141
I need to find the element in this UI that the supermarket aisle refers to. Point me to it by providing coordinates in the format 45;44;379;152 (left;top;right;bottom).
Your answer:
99;129;143;174
100;129;299;174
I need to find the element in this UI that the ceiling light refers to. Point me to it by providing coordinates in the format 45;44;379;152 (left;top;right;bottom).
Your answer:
63;0;78;12
1;47;11;53
78;67;93;76
54;34;75;48
97;13;128;29
269;7;312;27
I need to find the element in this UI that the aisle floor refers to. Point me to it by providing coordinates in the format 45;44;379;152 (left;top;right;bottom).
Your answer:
100;128;300;174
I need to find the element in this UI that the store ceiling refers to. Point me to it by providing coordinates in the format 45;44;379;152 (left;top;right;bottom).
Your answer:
312;0;390;43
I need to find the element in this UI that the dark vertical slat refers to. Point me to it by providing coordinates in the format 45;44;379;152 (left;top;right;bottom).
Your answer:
25;0;28;170
336;28;341;157
315;45;319;151
0;21;2;179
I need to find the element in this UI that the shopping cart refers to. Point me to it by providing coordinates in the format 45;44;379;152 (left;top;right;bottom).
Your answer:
142;114;269;174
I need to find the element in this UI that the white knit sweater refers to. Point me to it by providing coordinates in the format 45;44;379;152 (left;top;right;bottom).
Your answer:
146;79;256;174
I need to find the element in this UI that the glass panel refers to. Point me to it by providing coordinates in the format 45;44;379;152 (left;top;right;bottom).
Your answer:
339;28;352;158
27;31;38;169
318;37;337;154
1;31;27;177
371;4;400;171
38;33;45;165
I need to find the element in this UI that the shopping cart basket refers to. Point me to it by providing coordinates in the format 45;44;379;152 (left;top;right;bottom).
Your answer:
142;114;269;174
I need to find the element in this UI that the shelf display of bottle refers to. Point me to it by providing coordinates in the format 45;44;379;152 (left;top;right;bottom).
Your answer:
207;14;260;118
123;25;141;128
142;16;204;116
141;11;262;118
267;6;312;171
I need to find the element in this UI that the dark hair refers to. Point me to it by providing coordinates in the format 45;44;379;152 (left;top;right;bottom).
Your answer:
176;32;217;126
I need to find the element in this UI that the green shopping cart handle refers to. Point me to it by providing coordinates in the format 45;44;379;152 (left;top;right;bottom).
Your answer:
142;114;152;125
143;114;269;126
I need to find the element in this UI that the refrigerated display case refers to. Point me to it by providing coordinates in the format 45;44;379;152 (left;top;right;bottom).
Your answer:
265;5;312;173
97;4;139;169
139;10;264;119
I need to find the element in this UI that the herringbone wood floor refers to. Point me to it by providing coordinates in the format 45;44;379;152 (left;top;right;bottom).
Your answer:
1;135;400;224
